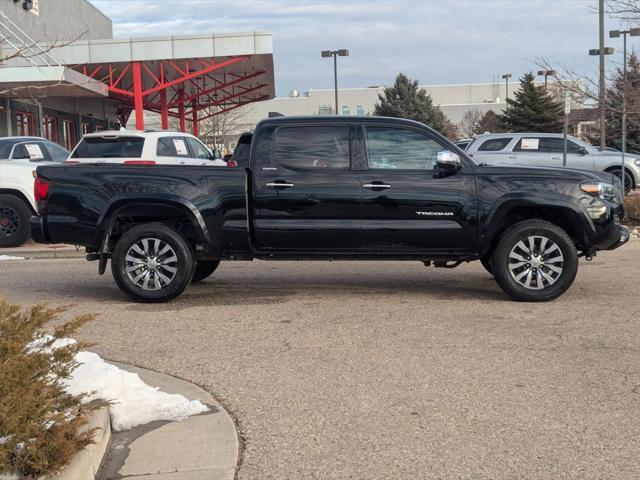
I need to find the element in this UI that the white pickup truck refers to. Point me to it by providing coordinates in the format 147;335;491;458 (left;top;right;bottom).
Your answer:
0;136;69;247
66;130;228;166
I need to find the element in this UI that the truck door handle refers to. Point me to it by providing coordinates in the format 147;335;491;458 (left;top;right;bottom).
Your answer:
266;181;294;188
508;155;517;159
362;183;391;189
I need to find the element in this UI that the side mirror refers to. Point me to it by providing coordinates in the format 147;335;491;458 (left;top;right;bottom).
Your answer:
579;147;588;156
436;150;462;171
223;154;233;162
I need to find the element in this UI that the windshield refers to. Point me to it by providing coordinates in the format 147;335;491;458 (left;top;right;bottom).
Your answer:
71;136;145;158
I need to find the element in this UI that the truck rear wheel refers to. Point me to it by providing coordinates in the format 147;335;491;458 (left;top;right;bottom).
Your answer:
492;219;578;302
111;223;195;303
191;260;220;283
0;194;32;247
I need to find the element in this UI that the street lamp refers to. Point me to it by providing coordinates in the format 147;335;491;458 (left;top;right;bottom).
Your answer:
501;73;512;101
537;69;557;90
609;27;640;195
321;49;349;115
588;47;615;151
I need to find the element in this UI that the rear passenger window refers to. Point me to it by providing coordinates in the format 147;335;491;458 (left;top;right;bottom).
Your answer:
513;138;542;152
156;137;191;157
274;126;350;169
478;138;511;151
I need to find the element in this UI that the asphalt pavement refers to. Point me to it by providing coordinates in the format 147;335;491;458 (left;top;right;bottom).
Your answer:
1;241;639;479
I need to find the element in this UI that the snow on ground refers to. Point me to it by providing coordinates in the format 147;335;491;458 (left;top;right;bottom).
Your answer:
66;351;209;431
28;336;209;431
0;255;25;260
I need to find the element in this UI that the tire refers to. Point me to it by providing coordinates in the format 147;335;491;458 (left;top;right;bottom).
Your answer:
609;167;634;194
191;260;220;283
480;256;494;275
111;223;195;303
492;219;578;302
0;194;32;247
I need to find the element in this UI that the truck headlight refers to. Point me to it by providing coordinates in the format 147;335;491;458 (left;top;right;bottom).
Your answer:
580;181;615;199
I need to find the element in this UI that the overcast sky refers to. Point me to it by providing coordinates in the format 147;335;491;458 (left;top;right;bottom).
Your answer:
91;0;631;97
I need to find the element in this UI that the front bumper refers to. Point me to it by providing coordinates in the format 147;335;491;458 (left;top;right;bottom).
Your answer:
591;223;630;251
30;216;51;244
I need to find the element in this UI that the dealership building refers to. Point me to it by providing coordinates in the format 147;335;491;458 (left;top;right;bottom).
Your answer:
0;0;275;150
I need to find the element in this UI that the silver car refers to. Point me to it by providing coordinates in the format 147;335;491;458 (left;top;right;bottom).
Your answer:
466;133;640;192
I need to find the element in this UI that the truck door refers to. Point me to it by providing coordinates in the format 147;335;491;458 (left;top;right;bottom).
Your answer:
253;124;361;251
359;125;476;253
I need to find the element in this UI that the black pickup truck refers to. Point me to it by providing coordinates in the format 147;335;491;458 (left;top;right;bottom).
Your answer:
31;116;629;303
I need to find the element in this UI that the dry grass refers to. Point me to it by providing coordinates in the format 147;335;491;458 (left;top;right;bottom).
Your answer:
0;296;99;477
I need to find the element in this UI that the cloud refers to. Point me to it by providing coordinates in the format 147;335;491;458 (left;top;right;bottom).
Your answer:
91;0;614;96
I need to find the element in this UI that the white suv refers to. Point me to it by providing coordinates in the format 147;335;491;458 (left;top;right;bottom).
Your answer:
466;133;640;192
67;130;227;166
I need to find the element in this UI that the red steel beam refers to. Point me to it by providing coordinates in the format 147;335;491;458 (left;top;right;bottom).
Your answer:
132;61;145;130
168;70;265;107
197;95;270;121
142;56;248;96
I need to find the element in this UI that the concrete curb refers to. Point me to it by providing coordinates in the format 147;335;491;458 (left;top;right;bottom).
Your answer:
47;406;111;480
99;362;239;480
0;246;85;259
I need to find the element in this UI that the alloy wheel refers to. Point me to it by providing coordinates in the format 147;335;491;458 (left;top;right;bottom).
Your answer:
125;237;178;291
508;235;564;290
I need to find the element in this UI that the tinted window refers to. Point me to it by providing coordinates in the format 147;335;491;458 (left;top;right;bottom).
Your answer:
186;137;211;159
156;137;174;156
232;134;252;167
274;126;350;169
478;137;511;151
43;142;69;162
514;137;582;154
365;127;443;170
72;136;144;158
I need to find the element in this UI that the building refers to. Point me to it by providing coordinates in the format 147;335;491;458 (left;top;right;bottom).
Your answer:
0;0;275;151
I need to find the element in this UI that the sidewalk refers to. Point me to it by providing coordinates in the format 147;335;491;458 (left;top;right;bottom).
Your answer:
0;242;85;259
98;363;239;480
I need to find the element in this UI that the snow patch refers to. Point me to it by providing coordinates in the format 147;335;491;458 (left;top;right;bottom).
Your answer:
27;335;209;432
65;351;209;431
0;255;24;260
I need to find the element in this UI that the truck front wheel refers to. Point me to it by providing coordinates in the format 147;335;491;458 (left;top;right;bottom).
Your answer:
111;223;195;303
492;219;578;302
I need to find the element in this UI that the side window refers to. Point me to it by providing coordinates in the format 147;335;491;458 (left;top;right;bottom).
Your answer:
273;126;350;169
567;140;583;154
43;142;69;162
170;137;190;157
478;137;512;151
156;137;175;156
186;137;211;159
12;143;46;160
513;138;542;152
365;127;444;170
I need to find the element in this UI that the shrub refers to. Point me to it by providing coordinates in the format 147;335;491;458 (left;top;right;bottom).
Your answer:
624;195;640;223
0;297;98;477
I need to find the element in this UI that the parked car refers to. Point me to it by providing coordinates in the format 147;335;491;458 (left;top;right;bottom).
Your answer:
32;116;628;303
66;130;227;166
454;138;472;151
0;137;69;247
466;132;640;193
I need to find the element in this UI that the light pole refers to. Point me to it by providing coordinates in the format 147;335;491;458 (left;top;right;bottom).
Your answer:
321;49;349;115
501;73;512;101
609;27;640;195
537;69;556;90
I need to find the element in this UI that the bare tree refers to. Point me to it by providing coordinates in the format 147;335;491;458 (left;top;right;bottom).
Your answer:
604;0;640;21
458;109;484;137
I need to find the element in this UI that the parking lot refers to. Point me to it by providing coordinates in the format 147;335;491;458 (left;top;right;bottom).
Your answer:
1;240;639;479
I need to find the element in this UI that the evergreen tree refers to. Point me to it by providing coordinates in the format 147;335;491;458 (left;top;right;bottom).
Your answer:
374;73;454;136
603;53;640;153
498;72;564;132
